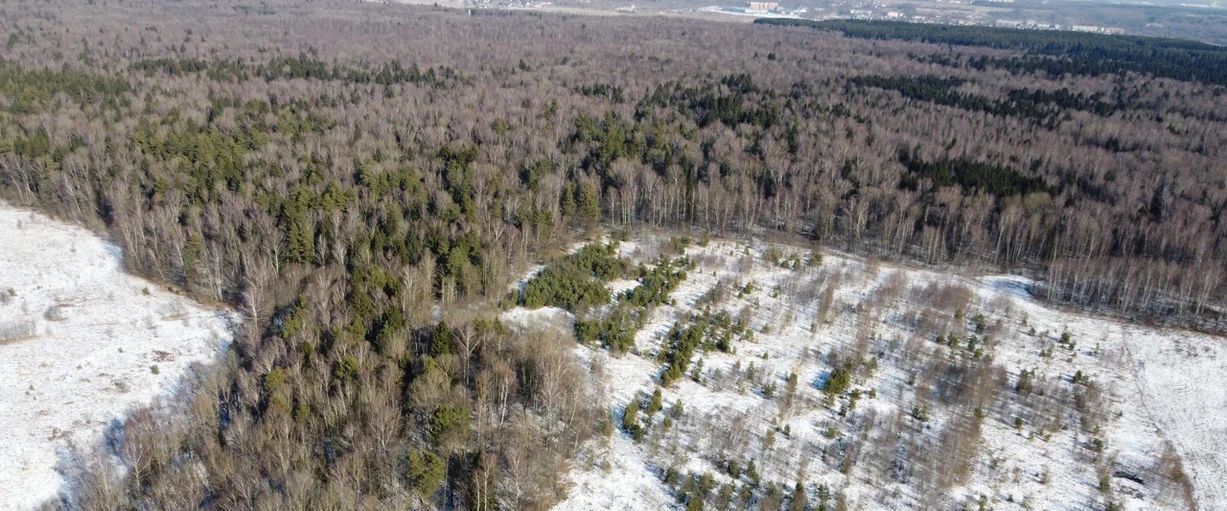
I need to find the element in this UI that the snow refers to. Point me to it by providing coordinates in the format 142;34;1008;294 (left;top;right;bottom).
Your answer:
0;204;234;510
501;305;574;337
508;234;1227;511
553;433;675;511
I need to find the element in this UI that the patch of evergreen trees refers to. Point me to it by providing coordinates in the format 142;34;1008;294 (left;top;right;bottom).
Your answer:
896;146;1052;198
519;242;628;311
0;61;129;114
850;74;1121;125
625;257;690;307
131;54;465;88
659;310;750;386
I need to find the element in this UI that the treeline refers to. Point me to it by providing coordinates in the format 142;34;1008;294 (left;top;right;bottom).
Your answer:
758;18;1227;87
849;74;1121;125
0;61;129;114
132;53;465;87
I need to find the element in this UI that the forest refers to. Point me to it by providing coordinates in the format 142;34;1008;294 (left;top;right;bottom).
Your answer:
0;0;1224;508
757;19;1227;87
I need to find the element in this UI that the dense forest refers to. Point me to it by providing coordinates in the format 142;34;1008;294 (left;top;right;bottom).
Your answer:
0;0;1225;509
757;19;1227;87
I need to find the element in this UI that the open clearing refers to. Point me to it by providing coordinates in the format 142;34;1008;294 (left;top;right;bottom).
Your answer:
0;205;233;510
504;234;1226;510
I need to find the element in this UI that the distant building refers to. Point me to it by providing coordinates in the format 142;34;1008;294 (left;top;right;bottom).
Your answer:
1072;24;1124;34
747;1;779;12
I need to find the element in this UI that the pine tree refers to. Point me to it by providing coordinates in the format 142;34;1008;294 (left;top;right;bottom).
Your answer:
791;481;808;511
405;448;446;500
622;400;641;440
647;387;664;415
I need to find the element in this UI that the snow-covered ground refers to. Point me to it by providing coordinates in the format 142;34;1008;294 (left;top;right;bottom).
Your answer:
0;205;234;510
506;234;1226;511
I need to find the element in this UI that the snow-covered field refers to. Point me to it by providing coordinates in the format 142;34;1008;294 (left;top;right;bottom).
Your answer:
0;205;233;510
505;234;1226;511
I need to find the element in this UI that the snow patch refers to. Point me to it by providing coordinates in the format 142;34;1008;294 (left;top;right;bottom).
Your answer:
0;205;234;510
510;236;1227;511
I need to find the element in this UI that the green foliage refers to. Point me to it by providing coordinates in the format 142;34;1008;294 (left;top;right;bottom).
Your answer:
659;309;749;386
575;83;626;103
761;381;776;399
850;74;1120;125
564;241;628;281
263;367;292;415
973;313;987;334
132;54;465;88
660;321;706;386
0;61;129;114
622;400;643;440
671;236;692;254
574;303;641;352
897;146;1051;198
574;255;690;353
1017;368;1035;394
790;481;808;511
333;354;360;382
647;387;664;415
571;111;646;174
406;448;447;499
640;74;780;129
521;242;627;311
746;459;760;485
6;10;1225;509
724;459;742;480
431;405;471;452
625;257;689;307
738;281;756;298
133;99;339;211
665;466;682;487
430;322;455;357
822;366;851;400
